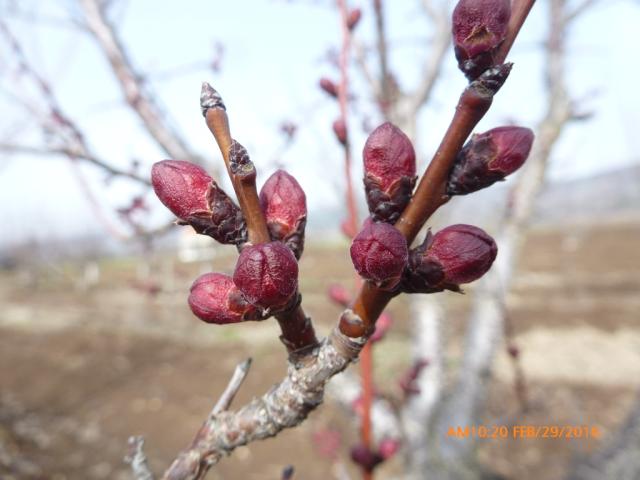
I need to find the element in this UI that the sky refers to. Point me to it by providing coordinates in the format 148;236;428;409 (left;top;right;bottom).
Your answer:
0;0;638;249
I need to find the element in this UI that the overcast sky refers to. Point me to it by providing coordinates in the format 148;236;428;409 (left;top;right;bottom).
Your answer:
0;0;638;248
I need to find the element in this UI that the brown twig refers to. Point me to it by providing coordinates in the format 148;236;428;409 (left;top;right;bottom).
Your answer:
200;82;318;353
212;358;253;415
346;0;537;336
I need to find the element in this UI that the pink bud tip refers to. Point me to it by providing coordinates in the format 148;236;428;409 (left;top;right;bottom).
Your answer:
347;8;362;30
319;77;339;97
151;160;212;219
452;0;511;78
328;284;352;307
233;241;299;311
363;122;416;190
350;221;409;288
259;170;307;257
378;438;401;460
333;118;348;145
427;224;497;284
188;273;257;324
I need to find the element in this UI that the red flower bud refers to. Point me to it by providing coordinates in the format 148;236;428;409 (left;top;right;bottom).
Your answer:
378;438;401;460
350;221;408;289
151;160;211;219
347;8;362;30
319;77;339;98
370;311;393;343
260;170;307;258
447;126;534;196
452;0;511;79
363;122;417;223
333;118;348;145
188;273;259;324
350;444;384;473
152;160;247;245
328;284;351;307
233;241;298;311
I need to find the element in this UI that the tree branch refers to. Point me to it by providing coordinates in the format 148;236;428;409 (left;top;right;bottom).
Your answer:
78;0;196;161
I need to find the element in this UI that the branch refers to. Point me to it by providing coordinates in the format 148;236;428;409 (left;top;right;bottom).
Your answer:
564;0;598;23
212;358;253;415
126;436;155;480
160;328;367;480
78;0;195;161
201;83;318;353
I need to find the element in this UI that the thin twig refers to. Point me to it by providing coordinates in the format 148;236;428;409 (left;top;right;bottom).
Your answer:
212;358;252;415
126;436;156;480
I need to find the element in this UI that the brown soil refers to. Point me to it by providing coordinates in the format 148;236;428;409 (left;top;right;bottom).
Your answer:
1;221;639;479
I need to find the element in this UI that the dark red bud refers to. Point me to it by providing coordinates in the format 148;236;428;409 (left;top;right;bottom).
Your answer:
347;8;362;30
350;221;408;289
328;284;351;307
507;344;520;358
350;444;384;473
188;273;259;324
333;118;348;145
319;77;339;98
233;241;298;311
447;126;534;196
427;224;497;285
260;170;307;258
452;0;511;79
370;312;393;343
151;160;211;219
363;122;417;223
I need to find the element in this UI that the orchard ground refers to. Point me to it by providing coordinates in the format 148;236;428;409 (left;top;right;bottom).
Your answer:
1;218;639;480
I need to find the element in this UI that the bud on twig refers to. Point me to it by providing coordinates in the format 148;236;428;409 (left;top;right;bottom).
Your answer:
452;0;511;79
233;241;299;312
369;312;393;343
447;126;534;195
333;118;348;145
328;284;351;307
319;77;339;98
350;220;409;289
260;170;307;259
363;123;417;223
350;444;384;473
347;8;362;30
188;273;260;324
151;160;247;245
402;225;497;293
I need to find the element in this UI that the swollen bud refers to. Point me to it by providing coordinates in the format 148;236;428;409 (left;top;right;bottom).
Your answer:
347;8;362;30
233;241;299;312
151;160;247;245
350;444;384;473
333;118;348;145
447;126;534;196
259;170;307;258
319;77;339;98
363;122;417;223
402;224;497;293
188;273;260;324
152;160;211;219
350;221;409;289
452;0;511;79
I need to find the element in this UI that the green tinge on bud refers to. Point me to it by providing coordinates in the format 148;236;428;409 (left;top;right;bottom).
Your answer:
447;126;534;196
452;0;511;79
363;122;417;223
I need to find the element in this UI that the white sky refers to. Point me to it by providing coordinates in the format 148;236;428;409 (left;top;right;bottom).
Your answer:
0;0;638;248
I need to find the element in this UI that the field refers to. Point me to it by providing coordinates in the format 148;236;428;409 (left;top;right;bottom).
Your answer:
1;220;639;480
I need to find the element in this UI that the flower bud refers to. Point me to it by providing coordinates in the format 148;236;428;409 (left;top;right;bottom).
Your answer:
403;225;497;292
151;160;247;245
319;77;339;98
363;122;417;223
233;241;299;311
350;221;408;289
333;118;348;145
151;160;211;219
447;126;534;196
378;438;401;460
328;284;351;307
347;8;362;30
452;0;511;79
259;170;307;259
370;312;393;343
188;273;259;324
350;444;384;473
